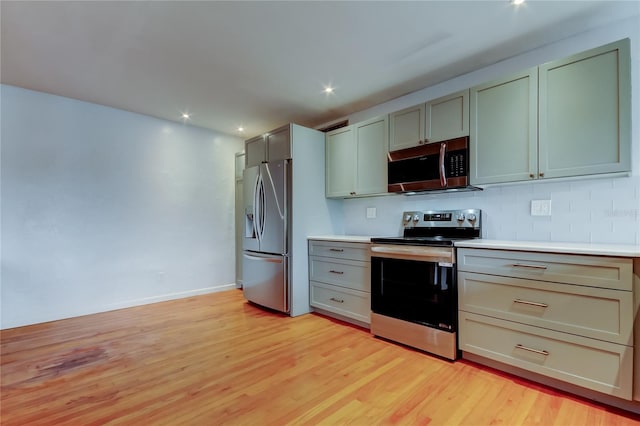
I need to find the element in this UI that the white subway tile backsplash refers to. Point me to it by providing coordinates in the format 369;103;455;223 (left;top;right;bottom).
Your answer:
343;176;640;245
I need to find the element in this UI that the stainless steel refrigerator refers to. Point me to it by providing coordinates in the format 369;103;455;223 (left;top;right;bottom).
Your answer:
242;159;290;313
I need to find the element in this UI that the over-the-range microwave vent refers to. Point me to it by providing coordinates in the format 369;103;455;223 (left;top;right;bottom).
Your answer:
402;185;483;196
387;137;481;195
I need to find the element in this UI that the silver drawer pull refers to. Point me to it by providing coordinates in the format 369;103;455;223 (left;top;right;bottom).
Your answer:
511;263;548;270
329;270;344;275
514;299;549;308
515;344;549;356
329;248;344;252
329;297;344;303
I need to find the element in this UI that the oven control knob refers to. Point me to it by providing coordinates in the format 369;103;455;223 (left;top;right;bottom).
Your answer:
404;214;412;223
412;214;420;223
456;214;465;222
467;214;477;222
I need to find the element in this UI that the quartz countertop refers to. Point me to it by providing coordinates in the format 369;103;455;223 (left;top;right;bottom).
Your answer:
307;235;373;243
454;239;640;257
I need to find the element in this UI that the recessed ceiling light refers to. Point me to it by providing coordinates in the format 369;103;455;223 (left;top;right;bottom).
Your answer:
181;112;191;120
511;0;525;5
237;126;244;132
324;86;335;94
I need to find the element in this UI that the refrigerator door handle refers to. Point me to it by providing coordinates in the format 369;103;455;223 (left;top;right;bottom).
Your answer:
253;173;264;243
243;252;284;264
263;165;285;220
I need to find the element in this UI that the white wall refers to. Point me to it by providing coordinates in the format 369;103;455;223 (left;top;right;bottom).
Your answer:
1;85;244;329
340;16;640;245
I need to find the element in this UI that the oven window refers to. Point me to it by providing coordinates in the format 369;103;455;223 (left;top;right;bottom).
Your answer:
371;257;456;331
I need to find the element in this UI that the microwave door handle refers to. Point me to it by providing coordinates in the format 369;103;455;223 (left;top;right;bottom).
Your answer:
439;142;447;187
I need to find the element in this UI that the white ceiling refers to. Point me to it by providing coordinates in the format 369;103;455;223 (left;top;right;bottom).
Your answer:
2;1;638;138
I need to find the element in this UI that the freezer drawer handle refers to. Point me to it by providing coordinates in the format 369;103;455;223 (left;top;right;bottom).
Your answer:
329;297;344;303
243;253;283;264
514;299;548;308
329;248;344;252
329;270;344;275
511;263;548;270
515;344;549;356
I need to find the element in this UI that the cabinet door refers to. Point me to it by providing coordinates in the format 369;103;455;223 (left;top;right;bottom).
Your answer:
389;103;425;151
470;68;538;185
425;89;469;143
266;124;291;162
245;135;266;167
355;115;388;196
539;39;631;179
325;126;356;198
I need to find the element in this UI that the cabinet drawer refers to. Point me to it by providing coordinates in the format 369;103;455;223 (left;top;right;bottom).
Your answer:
309;257;370;292
457;248;632;291
459;272;633;345
310;281;371;324
459;312;633;400
308;240;370;261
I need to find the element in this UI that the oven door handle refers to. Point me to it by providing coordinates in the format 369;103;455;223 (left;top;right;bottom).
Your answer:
371;245;454;263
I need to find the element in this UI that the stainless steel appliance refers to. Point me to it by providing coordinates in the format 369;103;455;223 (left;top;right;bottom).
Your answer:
387;137;479;193
242;159;290;313
370;209;482;360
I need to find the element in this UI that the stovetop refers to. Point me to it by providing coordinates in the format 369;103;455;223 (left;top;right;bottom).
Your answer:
371;209;482;247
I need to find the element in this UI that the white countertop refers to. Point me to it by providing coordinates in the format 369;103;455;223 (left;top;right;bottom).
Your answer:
454;239;640;257
307;235;373;243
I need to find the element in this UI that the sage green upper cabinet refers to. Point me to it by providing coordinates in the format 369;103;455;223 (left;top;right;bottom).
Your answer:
245;124;292;167
425;90;470;143
266;124;291;162
245;134;266;167
325;115;388;198
471;39;631;186
355;116;388;196
325;126;356;198
389;103;425;151
470;68;538;185
389;90;469;152
538;39;631;179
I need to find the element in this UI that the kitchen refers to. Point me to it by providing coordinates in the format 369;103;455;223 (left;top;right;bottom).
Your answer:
2;1;640;424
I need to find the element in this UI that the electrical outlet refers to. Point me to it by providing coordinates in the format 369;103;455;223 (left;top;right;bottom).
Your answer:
366;207;377;219
531;199;552;216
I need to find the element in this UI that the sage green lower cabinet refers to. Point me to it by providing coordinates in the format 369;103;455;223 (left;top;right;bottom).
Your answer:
308;240;371;326
457;248;635;401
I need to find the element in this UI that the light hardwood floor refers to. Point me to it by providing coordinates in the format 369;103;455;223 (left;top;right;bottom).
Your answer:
2;289;639;425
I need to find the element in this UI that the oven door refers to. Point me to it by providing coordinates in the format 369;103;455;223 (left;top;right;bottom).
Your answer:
371;255;456;332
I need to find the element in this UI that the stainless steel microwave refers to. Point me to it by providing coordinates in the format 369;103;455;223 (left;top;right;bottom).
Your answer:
387;137;478;193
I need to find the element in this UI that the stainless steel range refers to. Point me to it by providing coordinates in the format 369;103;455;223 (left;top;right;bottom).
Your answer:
370;209;482;360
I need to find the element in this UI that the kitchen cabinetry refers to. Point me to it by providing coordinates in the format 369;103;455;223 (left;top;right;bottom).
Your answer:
457;248;634;400
308;239;371;326
471;39;630;185
470;68;538;185
389;89;469;151
325;115;388;198
234;152;245;288
538;39;631;179
244;124;291;167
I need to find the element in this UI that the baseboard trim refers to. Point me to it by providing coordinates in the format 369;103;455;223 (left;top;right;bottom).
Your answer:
1;284;237;330
106;283;236;311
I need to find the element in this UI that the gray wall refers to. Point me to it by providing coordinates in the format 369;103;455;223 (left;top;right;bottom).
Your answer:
1;85;244;329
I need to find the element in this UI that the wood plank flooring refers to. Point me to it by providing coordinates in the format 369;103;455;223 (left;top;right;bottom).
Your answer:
2;289;639;425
